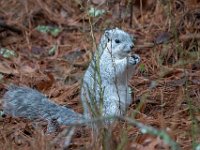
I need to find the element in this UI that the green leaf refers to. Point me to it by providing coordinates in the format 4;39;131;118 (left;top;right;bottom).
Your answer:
139;63;146;73
49;27;62;37
48;45;57;56
0;48;16;58
36;25;50;33
36;25;62;37
88;7;105;17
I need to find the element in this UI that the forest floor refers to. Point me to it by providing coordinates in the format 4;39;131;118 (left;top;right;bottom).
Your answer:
0;0;200;150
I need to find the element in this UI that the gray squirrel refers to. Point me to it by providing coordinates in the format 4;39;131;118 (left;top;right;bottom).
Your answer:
81;28;140;120
2;28;140;131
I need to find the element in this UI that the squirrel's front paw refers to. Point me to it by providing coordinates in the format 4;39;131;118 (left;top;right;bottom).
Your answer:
128;54;140;65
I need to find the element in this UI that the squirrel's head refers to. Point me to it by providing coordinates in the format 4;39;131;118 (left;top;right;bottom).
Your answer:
99;28;135;59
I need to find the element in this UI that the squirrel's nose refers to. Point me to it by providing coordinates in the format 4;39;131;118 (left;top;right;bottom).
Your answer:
126;49;131;53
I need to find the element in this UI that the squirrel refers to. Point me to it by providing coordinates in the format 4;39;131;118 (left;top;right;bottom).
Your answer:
81;28;140;121
2;28;140;131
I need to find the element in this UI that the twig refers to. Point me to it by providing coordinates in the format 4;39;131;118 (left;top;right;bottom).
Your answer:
134;42;155;49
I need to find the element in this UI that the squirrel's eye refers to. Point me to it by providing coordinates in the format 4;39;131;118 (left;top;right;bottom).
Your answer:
115;39;121;43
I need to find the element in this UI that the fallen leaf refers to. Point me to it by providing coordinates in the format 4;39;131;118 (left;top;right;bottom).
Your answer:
35;25;62;37
0;62;19;74
155;32;172;44
0;48;17;58
88;7;106;17
20;65;36;74
48;45;58;56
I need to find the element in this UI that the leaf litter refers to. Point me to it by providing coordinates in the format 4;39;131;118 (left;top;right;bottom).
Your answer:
0;0;200;150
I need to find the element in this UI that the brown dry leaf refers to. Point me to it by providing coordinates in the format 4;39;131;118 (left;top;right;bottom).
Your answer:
66;17;83;27
34;73;55;91
0;62;19;74
19;65;36;74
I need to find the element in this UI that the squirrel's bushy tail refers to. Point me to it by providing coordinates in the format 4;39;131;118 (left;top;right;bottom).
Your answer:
3;85;85;126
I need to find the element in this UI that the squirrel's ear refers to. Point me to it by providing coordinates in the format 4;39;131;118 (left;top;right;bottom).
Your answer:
104;30;111;40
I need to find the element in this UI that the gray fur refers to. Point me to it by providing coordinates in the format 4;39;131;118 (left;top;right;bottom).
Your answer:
81;28;140;120
3;86;84;126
